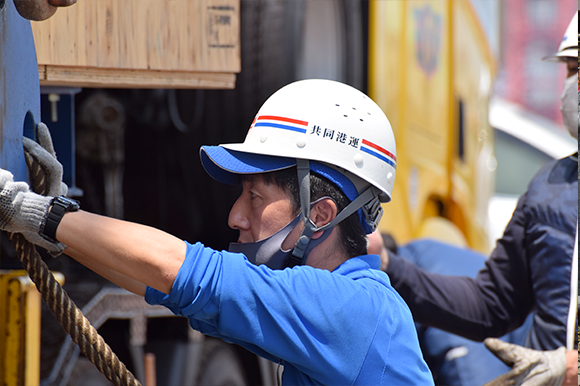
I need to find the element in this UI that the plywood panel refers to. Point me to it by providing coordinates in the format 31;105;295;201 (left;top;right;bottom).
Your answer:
39;65;236;89
31;0;240;88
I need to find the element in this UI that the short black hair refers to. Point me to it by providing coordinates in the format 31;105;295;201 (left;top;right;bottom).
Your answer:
260;166;368;259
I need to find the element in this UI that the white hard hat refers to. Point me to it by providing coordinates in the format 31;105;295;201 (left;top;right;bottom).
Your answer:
543;11;578;62
200;79;397;234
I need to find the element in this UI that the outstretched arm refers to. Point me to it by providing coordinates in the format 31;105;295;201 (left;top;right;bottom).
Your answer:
65;246;148;295
57;210;186;295
0;167;186;295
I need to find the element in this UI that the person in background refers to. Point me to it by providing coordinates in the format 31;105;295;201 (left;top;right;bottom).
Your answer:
368;233;534;385
0;79;433;385
372;11;579;386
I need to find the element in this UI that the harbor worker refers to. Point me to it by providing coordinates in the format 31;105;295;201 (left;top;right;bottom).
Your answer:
0;79;433;385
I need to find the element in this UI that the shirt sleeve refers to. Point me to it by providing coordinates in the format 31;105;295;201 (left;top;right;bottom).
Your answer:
145;241;222;321
146;242;413;384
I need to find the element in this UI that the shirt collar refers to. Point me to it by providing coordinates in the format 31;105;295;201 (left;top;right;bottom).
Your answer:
332;254;381;275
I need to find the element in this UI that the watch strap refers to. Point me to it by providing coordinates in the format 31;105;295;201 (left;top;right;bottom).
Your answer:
42;196;79;243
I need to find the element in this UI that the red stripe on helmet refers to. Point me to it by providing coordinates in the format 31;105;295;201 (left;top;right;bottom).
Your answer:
257;115;309;126
362;139;396;161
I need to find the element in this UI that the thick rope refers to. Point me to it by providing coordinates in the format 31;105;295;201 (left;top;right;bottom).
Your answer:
7;152;142;386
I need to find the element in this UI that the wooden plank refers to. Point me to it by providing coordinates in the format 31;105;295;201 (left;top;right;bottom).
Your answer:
39;65;236;89
147;0;170;71
96;1;118;69
84;0;99;66
31;0;240;88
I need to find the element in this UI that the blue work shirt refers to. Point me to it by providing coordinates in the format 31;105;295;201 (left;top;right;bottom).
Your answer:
146;242;433;385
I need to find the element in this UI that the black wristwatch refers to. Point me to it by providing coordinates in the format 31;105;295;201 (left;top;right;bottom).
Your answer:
42;196;80;243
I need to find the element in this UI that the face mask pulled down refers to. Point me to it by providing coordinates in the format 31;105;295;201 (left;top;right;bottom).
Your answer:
560;75;579;140
228;212;332;270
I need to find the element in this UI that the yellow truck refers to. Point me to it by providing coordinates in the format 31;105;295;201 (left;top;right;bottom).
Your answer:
369;0;496;253
0;0;495;384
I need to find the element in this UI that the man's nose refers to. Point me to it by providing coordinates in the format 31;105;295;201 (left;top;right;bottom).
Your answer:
228;196;250;231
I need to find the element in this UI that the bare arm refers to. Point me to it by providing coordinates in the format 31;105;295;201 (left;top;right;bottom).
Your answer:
367;229;389;271
65;247;147;295
563;350;577;386
57;210;186;294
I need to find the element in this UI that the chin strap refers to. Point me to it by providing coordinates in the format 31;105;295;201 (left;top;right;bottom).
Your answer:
285;159;383;268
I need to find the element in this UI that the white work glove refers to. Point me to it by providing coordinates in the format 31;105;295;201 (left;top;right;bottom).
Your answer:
483;338;566;386
0;170;63;255
0;122;68;256
23;122;68;197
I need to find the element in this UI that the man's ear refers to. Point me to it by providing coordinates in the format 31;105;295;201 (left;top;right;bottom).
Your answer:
310;198;338;239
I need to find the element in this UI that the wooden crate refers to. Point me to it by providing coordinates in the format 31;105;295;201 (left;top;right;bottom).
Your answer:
31;0;240;89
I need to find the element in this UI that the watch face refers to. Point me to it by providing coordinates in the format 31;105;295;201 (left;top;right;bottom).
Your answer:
55;196;80;211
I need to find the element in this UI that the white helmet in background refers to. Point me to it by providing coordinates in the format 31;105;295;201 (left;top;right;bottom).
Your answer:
542;11;578;62
542;12;579;139
200;79;397;268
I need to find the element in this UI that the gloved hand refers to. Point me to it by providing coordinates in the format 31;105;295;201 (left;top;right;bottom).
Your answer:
483;338;566;386
23;122;68;197
20;122;68;255
0;122;68;256
0;170;64;255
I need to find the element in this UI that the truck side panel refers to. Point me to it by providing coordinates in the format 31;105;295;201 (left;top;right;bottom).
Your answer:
369;0;495;252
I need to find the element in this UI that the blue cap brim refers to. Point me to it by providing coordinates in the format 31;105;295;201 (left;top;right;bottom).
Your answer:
200;146;296;185
200;145;371;232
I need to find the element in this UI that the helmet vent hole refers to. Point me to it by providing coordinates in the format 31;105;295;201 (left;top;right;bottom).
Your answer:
344;115;348;118
360;119;364;122
335;104;340;107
